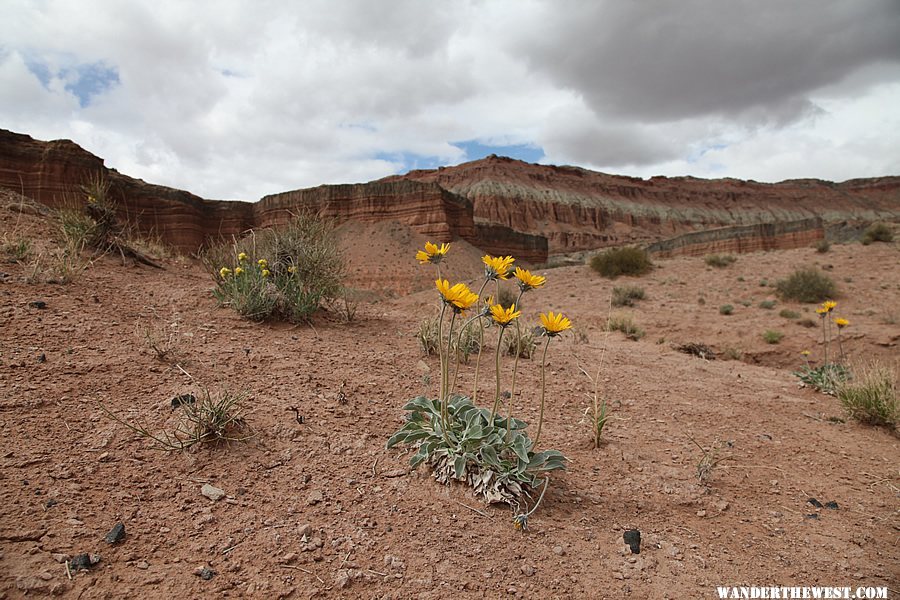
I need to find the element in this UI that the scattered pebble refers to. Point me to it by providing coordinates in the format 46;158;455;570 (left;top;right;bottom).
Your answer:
29;300;47;309
623;529;641;554
520;564;535;576
104;523;126;544
824;501;839;510
807;497;824;508
298;523;312;537
201;484;226;501
553;545;566;556
194;566;216;580
69;553;101;570
307;490;324;505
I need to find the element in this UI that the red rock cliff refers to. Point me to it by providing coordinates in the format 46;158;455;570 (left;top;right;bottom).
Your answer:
385;155;900;254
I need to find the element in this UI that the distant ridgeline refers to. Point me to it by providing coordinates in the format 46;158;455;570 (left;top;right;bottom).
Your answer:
1;129;897;263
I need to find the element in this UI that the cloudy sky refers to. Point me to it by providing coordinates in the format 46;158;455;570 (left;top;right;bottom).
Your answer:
2;1;899;200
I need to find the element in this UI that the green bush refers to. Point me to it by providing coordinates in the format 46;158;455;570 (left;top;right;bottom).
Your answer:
795;363;850;396
204;212;345;322
775;267;837;303
590;247;652;279
838;361;898;428
779;309;800;319
611;285;646;307
759;300;777;310
762;330;784;344
815;239;830;253
704;253;736;268
719;304;734;315
861;222;893;245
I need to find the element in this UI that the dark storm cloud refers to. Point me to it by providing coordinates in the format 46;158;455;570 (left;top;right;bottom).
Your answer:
516;1;900;124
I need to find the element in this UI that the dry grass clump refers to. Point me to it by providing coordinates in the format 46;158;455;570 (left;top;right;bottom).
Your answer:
837;361;898;429
606;313;645;341
611;285;646;307
704;253;736;268
860;222;893;245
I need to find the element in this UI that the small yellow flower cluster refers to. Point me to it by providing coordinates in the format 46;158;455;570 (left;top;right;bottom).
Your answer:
436;279;479;312
482;255;515;280
816;300;837;317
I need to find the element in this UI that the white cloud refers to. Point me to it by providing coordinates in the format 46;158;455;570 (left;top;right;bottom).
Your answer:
0;0;898;199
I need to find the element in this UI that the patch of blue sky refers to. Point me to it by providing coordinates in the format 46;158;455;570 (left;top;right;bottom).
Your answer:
687;142;728;164
452;139;544;163
23;54;119;107
63;62;119;107
376;151;445;173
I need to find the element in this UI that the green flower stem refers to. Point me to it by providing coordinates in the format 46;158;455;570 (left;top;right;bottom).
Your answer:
836;329;844;364
489;327;507;422
472;321;485;404
451;312;485;395
443;311;458;431
436;302;448;412
508;288;526;403
532;336;552;450
821;316;828;365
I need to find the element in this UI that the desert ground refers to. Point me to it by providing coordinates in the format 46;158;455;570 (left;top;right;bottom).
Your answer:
1;197;898;599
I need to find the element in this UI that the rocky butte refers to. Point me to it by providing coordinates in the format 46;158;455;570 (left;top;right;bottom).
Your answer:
1;129;898;262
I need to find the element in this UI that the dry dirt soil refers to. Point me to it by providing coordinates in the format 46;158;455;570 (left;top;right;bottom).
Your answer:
1;200;898;599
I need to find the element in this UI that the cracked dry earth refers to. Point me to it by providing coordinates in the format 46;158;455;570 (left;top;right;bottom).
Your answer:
1;206;898;599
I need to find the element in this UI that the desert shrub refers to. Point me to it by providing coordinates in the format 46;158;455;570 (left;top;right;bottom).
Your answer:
759;300;777;310
611;285;646;307
606;313;645;340
590;247;652;279
205;213;345;322
496;285;518;309
837;361;898;428
815;239;830;253
775;267;837;303
419;316;482;362
797;317;817;328
722;347;743;361
417;317;440;356
719;304;734;315
861;222;893;245
762;330;784;344
704;253;736;268
740;299;752;307
501;325;538;359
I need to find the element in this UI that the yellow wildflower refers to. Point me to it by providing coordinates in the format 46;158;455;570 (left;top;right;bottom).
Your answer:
258;258;269;269
237;252;248;262
821;300;837;313
482;255;515;280
234;266;244;276
261;269;271;278
539;311;573;336
489;303;522;327
416;242;450;265
834;318;849;328
436;279;478;312
219;267;232;279
287;265;297;274
513;267;546;291
816;307;828;317
800;350;811;356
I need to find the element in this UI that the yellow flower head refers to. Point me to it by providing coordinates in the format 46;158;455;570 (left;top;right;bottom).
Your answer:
513;266;546;291
87;194;97;205
436;279;478;313
261;269;271;278
822;300;837;313
287;265;297;274
490;303;522;327
539;311;573;336
482;255;515;280
800;350;811;356
258;258;269;269
219;267;232;279
234;266;244;276
237;252;248;262
816;307;828;317
834;317;849;328
416;241;450;265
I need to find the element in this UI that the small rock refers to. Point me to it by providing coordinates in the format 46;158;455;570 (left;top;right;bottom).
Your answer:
135;560;149;570
104;523;126;544
520;564;535;576
29;300;47;309
201;484;226;501
306;490;324;505
714;500;729;512
194;566;216;580
298;523;312;537
171;394;196;409
807;497;824;508
416;360;430;373
37;353;46;363
623;529;641;554
696;510;707;517
52;553;69;564
335;571;351;589
824;501;839;510
69;553;101;570
805;513;819;520
382;469;407;478
553;545;566;556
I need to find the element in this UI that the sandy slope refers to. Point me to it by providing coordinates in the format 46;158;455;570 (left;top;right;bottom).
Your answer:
1;200;898;599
